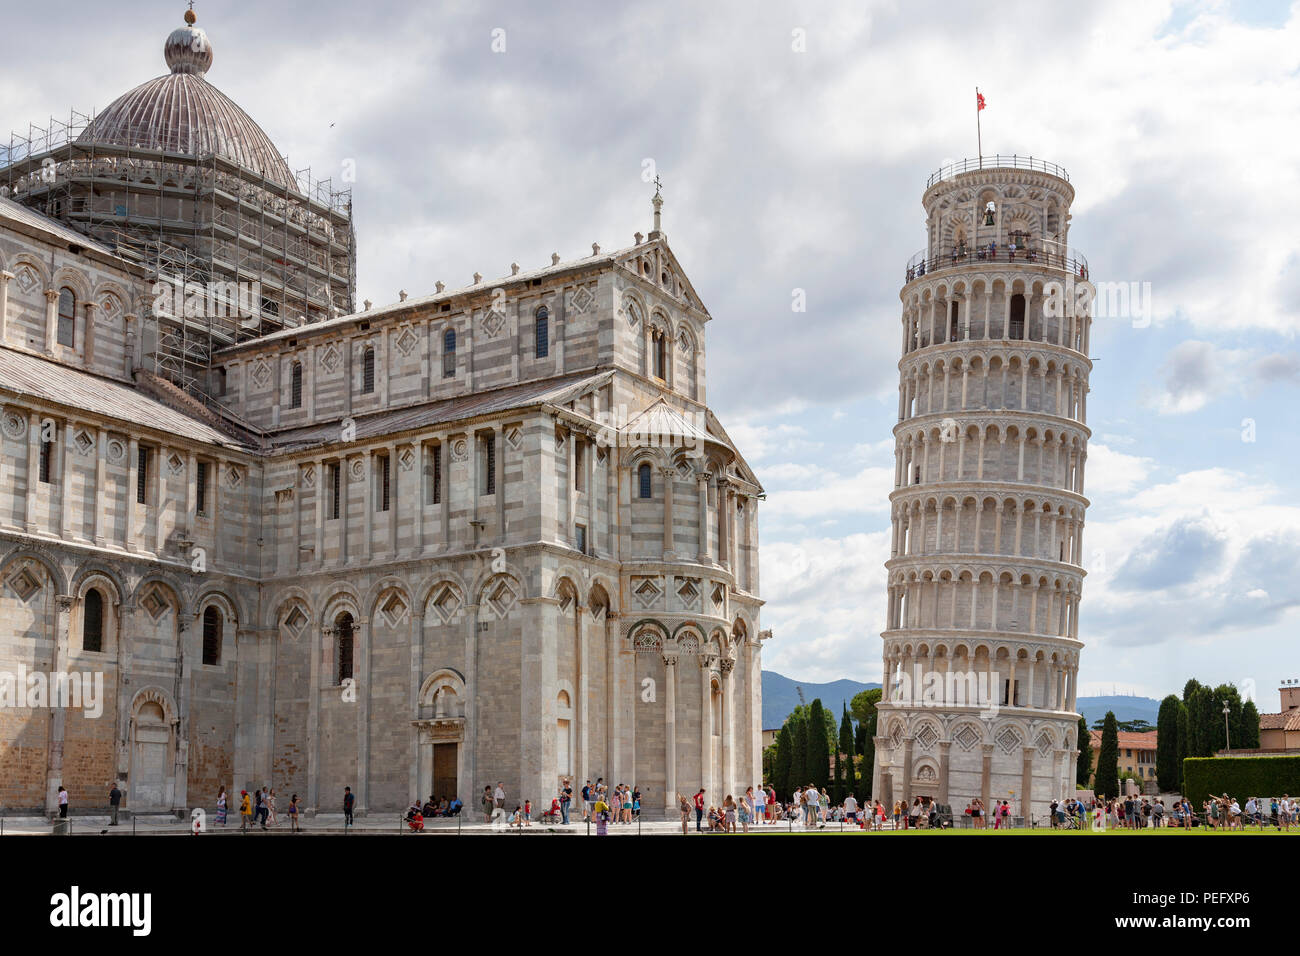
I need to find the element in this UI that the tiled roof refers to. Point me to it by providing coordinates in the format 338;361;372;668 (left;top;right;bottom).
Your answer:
622;397;718;448
267;370;612;453
0;196;119;259
1260;710;1300;731
0;346;250;450
220;243;648;353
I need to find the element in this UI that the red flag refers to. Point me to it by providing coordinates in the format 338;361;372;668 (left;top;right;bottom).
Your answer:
977;91;986;111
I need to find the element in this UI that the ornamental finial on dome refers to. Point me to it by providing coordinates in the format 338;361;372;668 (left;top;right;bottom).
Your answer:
166;5;213;76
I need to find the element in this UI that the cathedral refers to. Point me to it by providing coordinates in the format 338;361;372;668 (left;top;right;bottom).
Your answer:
0;11;767;817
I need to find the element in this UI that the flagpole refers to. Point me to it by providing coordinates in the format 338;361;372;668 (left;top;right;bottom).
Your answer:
976;87;982;167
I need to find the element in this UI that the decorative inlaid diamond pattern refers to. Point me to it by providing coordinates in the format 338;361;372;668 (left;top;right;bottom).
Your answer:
250;360;272;389
380;592;409;627
167;453;184;476
100;295;122;318
487;580;517;619
141;587;169;620
302;464;315;488
676;578;699;607
399;448;415;472
395;326;418;355
570;285;593;314
480;311;505;338
15;266;38;294
431;586;459;624
74;430;95;455
996;726;1022;755
889;724;904;749
504;427;522;450
319;344;341;374
6;567;41;602
283;606;308;636
226;467;242;488
633;578;661;609
954;724;981;752
1035;731;1054;757
916;724;940;751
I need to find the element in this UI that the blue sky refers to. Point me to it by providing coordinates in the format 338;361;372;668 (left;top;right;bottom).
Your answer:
3;0;1296;713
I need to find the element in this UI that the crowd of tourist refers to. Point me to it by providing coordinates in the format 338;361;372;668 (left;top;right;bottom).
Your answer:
254;781;1298;834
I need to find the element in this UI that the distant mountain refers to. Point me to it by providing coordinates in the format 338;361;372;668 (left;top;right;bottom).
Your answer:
762;675;1162;732
1076;695;1163;728
762;671;880;729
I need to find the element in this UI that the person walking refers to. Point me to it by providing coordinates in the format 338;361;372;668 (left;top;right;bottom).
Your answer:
751;785;765;825
215;788;227;827
343;786;355;828
632;785;642;820
108;782;122;826
57;785;69;819
239;790;252;832
494;781;506;811
266;788;278;827
288;794;300;832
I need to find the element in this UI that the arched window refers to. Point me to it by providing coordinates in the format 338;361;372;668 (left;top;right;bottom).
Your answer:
290;361;303;408
362;347;375;394
949;301;960;342
337;613;354;683
1009;294;1026;339
202;606;222;665
83;588;104;652
442;329;456;378
638;462;652;499
57;288;76;348
535;306;549;358
654;331;667;379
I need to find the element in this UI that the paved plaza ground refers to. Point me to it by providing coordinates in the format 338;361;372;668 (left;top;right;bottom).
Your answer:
5;812;1298;836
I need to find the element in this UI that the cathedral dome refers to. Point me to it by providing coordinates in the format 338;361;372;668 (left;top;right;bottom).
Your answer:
79;11;296;190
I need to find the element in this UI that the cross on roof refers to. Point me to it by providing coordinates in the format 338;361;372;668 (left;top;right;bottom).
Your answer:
653;174;663;196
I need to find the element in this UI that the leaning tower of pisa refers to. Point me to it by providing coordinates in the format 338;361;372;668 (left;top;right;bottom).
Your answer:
872;156;1093;823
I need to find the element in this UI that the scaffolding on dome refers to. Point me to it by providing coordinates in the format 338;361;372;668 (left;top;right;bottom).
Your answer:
0;108;356;398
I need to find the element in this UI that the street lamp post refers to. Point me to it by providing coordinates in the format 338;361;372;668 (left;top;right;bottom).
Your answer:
1223;702;1231;755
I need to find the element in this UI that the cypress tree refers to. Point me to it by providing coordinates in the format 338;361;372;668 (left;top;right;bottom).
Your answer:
839;704;856;802
806;699;830;790
1240;700;1260;749
1094;711;1120;800
789;712;808;797
852;688;882;800
773;724;793;799
1175;701;1189;791
1076;714;1093;787
1195;686;1219;756
1156;694;1181;792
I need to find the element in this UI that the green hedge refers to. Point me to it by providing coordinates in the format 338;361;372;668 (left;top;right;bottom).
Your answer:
1182;756;1300;806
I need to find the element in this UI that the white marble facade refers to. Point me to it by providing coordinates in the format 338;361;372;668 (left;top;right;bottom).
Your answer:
0;194;768;817
873;160;1090;819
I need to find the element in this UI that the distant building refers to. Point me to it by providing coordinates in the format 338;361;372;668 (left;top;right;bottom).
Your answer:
1088;729;1157;785
1252;682;1300;754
